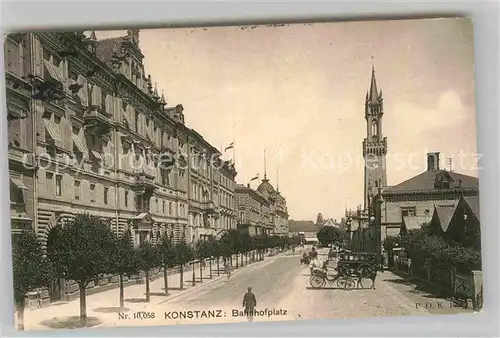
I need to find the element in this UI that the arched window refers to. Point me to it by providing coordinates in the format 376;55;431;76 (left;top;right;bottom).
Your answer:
371;119;378;136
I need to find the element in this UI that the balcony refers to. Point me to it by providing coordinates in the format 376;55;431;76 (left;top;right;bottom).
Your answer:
133;166;156;195
202;201;220;215
83;106;112;136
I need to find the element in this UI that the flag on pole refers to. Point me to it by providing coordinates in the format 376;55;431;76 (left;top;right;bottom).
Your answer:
224;142;234;152
250;173;259;181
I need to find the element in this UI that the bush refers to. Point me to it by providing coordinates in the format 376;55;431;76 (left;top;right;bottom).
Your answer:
405;227;481;272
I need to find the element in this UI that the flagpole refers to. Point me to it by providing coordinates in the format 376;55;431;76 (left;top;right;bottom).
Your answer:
232;123;236;166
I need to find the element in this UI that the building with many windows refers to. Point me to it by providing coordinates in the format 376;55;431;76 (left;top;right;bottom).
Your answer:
5;30;238;252
235;174;289;236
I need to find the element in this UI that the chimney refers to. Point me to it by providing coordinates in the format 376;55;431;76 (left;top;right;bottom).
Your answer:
427;152;440;171
247;183;250;188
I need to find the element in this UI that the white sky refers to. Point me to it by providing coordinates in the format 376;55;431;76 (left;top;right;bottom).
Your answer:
95;18;478;221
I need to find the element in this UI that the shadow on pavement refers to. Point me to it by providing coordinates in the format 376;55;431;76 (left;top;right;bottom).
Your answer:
39;316;102;329
149;292;169;297
305;286;341;290
162;287;186;291
125;298;148;303
383;276;449;299
93;306;129;313
383;278;415;286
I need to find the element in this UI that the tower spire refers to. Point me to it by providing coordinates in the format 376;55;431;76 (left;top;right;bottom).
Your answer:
368;58;379;104
276;169;279;193
263;149;267;181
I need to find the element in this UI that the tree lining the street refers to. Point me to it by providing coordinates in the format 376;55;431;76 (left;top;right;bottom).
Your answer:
173;240;194;289
24;223;299;323
157;232;176;296
110;229;138;312
46;213;116;327
12;230;55;331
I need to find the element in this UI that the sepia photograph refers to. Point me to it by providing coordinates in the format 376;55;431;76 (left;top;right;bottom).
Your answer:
3;17;482;331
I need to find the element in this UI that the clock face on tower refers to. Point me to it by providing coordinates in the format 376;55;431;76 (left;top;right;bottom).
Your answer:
372;161;379;169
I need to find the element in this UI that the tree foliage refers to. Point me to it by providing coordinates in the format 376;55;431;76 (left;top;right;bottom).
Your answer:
316;226;348;246
12;231;54;304
158;232;176;268
174;241;194;266
382;236;402;252
111;229;138;277
403;223;481;272
46;213;116;286
136;241;160;272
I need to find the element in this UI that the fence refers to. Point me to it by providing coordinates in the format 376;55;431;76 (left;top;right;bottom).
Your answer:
392;257;483;311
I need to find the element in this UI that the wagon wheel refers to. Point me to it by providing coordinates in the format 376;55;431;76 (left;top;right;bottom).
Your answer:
309;275;326;289
338;264;351;277
357;264;374;278
336;277;347;289
344;278;356;291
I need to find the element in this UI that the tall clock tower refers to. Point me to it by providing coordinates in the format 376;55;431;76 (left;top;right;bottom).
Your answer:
363;66;388;211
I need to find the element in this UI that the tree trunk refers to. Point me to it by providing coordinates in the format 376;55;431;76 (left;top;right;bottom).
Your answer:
119;274;125;312
199;259;203;282
241;252;243;267
163;264;169;296
236;254;239;269
145;270;150;302
78;282;87;327
16;300;25;331
192;262;196;286
217;258;220;276
180;265;184;289
209;258;213;278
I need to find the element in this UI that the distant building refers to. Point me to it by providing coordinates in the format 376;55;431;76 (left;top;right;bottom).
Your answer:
256;175;289;236
289;220;318;243
235;184;271;236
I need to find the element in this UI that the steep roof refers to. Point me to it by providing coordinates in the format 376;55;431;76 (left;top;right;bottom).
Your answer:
289;220;318;233
434;204;458;232
95;37;125;67
257;179;276;194
463;195;480;221
402;216;432;231
384;170;478;193
367;66;380;104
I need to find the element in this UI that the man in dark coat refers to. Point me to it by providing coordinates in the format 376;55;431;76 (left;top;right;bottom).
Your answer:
242;287;257;321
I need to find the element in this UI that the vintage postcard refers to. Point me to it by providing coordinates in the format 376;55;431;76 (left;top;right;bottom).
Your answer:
4;18;481;331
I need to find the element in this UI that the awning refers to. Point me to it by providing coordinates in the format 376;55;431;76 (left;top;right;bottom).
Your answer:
43;119;60;142
43;59;66;84
11;176;28;190
72;134;87;154
90;149;102;160
133;213;148;220
7;102;28;120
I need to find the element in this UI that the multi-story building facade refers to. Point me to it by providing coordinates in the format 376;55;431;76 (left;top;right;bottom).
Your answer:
5;30;238;251
256;176;289;236
235;174;289;236
235;184;271;236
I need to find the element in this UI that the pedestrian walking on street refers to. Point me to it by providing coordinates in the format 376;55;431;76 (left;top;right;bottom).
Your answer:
242;287;257;322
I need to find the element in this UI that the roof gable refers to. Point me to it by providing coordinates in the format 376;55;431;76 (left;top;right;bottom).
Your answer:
463;196;480;221
434;204;458;232
385;170;478;193
289;220;317;233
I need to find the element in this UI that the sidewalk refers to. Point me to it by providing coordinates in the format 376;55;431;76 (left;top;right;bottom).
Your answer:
21;251;288;330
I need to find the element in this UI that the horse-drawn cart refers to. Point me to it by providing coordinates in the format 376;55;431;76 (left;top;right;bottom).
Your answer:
309;252;381;290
